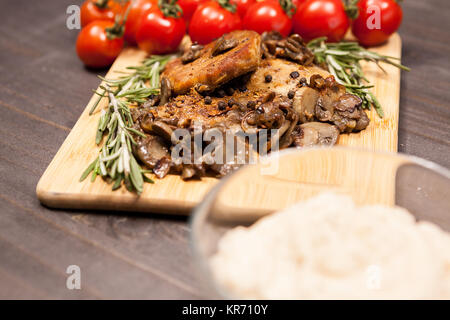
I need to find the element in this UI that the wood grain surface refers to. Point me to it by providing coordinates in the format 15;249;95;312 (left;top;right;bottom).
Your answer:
210;148;410;222
0;0;449;299
36;34;401;215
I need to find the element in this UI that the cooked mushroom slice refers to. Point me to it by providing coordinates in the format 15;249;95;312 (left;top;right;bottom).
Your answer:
211;36;238;56
261;32;314;64
268;119;291;150
181;43;204;64
335;93;362;112
140;113;154;132
241;111;259;133
292;122;339;148
194;83;213;95
354;109;370;131
148;120;174;142
208;137;253;177
261;30;283;42
153;157;172;179
181;165;197;179
134;135;171;169
312;74;348;122
293;86;319;123
279;112;298;149
160;77;172;105
315;96;332;121
331;93;369;132
309;74;326;89
142;94;160;108
130;107;149;124
255;102;285;129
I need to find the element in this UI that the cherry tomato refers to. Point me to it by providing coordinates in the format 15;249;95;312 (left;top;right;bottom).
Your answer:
76;20;124;68
123;0;157;45
292;0;350;42
352;0;402;47
189;1;242;45
243;1;292;37
178;0;208;26
136;8;186;54
292;0;307;8
80;0;122;27
230;0;256;19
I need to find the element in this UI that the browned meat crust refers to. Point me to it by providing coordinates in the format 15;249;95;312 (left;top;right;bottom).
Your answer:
161;30;261;95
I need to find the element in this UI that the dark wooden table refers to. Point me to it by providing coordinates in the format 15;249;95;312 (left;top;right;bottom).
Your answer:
0;0;449;299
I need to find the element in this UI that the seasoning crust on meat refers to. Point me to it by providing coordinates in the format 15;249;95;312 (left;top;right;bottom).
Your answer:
131;31;370;180
162;30;262;95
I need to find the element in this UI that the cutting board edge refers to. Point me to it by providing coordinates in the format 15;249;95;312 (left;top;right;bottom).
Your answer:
36;185;197;215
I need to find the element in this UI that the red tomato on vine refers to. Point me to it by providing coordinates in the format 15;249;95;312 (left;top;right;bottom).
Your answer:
123;0;157;45
178;0;208;26
351;0;403;46
136;1;186;54
230;0;256;19
189;1;242;45
243;0;294;37
76;20;124;68
80;0;123;27
292;0;350;42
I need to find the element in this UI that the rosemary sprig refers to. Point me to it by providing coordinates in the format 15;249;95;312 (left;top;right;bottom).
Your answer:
80;54;173;194
307;37;410;118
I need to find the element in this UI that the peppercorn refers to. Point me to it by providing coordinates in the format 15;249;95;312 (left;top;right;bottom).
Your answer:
265;74;272;83
290;71;299;79
288;90;295;99
204;96;212;104
239;85;247;92
218;101;227;110
299;77;307;85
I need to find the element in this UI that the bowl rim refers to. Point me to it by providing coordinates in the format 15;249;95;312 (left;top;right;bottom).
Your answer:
188;146;450;299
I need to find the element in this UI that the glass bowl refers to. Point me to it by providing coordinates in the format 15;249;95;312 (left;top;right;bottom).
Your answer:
190;147;450;299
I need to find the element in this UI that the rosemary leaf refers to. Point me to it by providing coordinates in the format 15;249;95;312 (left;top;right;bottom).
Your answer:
79;158;98;182
308;38;409;118
82;54;173;194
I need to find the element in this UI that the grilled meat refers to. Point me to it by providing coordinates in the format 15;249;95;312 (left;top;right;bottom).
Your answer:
131;31;370;179
161;30;261;96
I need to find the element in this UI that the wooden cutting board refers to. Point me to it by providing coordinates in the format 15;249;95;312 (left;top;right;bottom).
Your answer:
36;34;403;215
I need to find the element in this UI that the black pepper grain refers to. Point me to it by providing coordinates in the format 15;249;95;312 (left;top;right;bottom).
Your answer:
204;96;212;104
290;71;300;79
299;77;307;85
288;90;295;99
218;101;227;110
239;85;247;92
265;74;272;83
